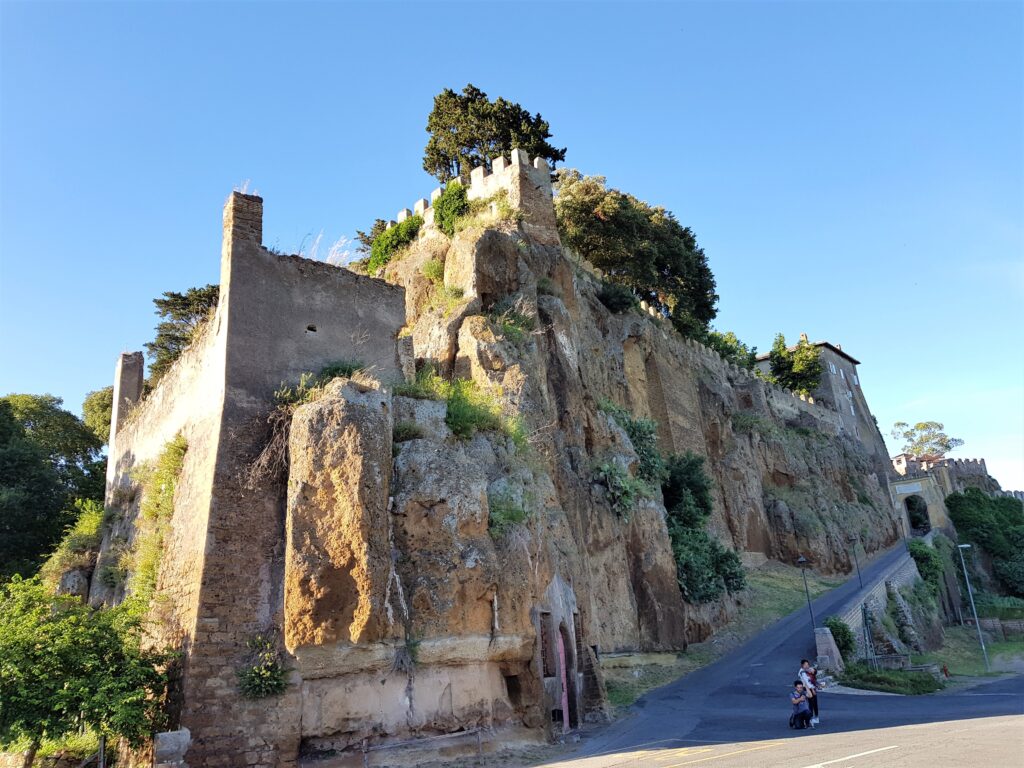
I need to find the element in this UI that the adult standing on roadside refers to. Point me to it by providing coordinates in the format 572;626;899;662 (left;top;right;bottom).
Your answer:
799;659;820;725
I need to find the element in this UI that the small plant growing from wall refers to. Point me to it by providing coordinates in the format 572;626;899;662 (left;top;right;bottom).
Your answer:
593;462;645;521
487;491;530;538
237;634;287;699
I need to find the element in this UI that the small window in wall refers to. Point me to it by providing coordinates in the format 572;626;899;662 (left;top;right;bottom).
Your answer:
853;374;859;386
539;612;555;678
847;390;853;400
840;369;845;380
829;362;837;375
850;404;855;416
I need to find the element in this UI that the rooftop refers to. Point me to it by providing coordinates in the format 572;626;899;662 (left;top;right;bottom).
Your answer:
755;339;861;366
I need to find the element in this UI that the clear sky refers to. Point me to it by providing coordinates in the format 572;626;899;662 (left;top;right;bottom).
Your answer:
1;1;1021;488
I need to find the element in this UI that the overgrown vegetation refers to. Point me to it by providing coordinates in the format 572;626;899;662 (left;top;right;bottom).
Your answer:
393;366;525;448
121;435;187;619
593;462;646;521
39;499;106;586
908;539;945;592
393;421;424;443
489;295;537;346
423;84;565;183
598;401;665;483
703;329;757;369
432;181;469;236
555;169;717;337
596;281;636;313
82;386;114;445
975;593;1024;620
662;452;745;603
947;488;1024;597
422;257;445;284
425;283;466;317
144;284;220;383
730;410;780;438
237;634;287;699
487;491;530;538
0;577;170;764
824;616;856;659
839;662;943;695
367;215;423;275
764;333;823;395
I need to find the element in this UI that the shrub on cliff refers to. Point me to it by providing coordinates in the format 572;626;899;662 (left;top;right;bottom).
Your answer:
433;181;469;237
367;215;423;275
597;282;636;313
947;489;1024;597
908;539;945;592
423;84;566;183
554;169;718;337
660;451;745;602
599;401;665;482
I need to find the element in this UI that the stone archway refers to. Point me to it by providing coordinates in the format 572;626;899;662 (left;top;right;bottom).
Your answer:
889;476;950;533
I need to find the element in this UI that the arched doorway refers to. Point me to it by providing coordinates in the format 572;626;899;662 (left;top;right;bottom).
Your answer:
905;494;930;534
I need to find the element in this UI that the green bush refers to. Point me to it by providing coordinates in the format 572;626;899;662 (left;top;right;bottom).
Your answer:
975;593;1024;620
489;295;537;345
908;539;945;591
594;462;645;521
537;276;561;297
39;499;106;586
731;411;779;437
947;489;1024;596
597;282;636;313
839;663;943;695
824;616;856;659
599;401;665;482
662;452;713;528
488;492;529;538
422;257;445;283
237;635;287;699
433;182;469;237
274;361;364;407
367;215;423;274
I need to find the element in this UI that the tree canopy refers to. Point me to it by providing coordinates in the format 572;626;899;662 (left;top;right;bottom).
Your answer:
890;421;964;458
0;402;67;579
423;84;566;183
554;170;718;336
1;394;104;505
144;284;219;382
705;330;757;369
767;333;823;395
82;386;114;445
946;488;1024;597
0;577;168;763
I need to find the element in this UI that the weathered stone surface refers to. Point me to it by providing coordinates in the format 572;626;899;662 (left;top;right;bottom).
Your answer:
154;728;191;764
285;377;398;650
58;568;91;598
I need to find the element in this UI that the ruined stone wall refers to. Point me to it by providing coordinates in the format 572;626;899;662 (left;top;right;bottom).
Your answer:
94;193;406;767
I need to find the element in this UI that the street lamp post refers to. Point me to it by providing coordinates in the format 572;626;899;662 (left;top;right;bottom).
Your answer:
797;555;816;632
849;535;864;589
957;544;990;672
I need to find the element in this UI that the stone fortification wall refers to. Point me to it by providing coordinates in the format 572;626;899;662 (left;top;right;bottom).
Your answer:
385;148;559;246
93;192;406;767
838;554;921;658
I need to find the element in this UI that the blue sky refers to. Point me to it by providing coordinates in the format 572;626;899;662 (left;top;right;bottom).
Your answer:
1;1;1021;487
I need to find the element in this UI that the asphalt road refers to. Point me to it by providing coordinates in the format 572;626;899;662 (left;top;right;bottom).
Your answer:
539;544;1024;767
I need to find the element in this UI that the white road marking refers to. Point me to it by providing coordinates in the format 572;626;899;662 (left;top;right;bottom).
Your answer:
798;745;899;768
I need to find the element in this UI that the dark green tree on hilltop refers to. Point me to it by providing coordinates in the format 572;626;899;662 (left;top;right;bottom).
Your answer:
554;170;718;336
767;333;823;395
144;284;219;383
423;84;566;183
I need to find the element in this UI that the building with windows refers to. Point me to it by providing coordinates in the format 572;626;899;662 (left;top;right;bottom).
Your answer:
754;334;889;458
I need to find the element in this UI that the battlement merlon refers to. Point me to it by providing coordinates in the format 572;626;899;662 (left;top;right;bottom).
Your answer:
384;150;560;246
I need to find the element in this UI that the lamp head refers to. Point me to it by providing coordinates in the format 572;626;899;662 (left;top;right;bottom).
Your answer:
797;555;809;567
